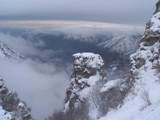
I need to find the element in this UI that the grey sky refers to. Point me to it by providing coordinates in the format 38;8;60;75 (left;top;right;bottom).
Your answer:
0;0;157;24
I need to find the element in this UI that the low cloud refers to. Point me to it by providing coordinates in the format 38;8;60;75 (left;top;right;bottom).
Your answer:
0;33;69;120
0;23;144;119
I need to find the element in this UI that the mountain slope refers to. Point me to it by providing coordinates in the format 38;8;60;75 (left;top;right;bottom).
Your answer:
100;2;160;120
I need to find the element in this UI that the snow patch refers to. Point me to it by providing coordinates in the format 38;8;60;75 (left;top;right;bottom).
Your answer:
100;79;121;93
0;106;12;120
73;52;104;69
149;12;160;32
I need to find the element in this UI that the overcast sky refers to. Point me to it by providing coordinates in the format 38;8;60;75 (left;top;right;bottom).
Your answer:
0;0;157;25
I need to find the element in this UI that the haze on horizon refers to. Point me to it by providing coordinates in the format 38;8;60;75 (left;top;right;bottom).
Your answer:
0;0;157;25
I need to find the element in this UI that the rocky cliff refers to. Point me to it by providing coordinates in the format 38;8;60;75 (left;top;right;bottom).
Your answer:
64;53;106;120
99;2;160;120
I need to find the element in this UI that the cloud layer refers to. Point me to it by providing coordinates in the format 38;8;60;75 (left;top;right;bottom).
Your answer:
0;33;69;120
0;0;157;24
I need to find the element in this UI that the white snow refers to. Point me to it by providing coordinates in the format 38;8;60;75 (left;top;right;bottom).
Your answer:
18;102;25;108
99;41;160;120
65;52;105;120
150;12;160;32
64;72;101;119
100;79;121;93
78;73;101;98
73;52;104;69
0;106;12;120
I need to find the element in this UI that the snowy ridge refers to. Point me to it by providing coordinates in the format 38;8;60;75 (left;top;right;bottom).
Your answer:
61;25;142;55
98;33;141;55
0;41;20;59
144;11;160;41
99;5;160;120
100;41;160;120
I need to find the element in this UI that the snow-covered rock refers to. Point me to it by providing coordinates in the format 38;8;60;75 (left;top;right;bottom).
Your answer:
64;52;106;119
98;33;141;55
73;53;104;70
0;78;32;120
100;40;160;120
99;2;160;120
149;12;160;32
0;106;12;120
144;3;160;42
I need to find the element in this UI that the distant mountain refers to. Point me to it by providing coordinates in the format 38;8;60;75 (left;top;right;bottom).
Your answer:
0;21;143;57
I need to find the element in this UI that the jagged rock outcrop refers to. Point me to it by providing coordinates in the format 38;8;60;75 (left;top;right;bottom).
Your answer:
144;0;160;43
64;53;106;119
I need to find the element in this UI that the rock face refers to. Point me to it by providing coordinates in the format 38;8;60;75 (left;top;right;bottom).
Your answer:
155;0;160;13
144;1;160;43
99;3;160;120
64;53;106;119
